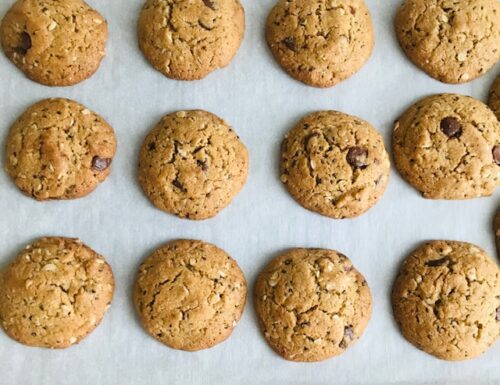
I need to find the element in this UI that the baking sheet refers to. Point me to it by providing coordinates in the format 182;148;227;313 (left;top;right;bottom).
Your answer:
0;0;498;384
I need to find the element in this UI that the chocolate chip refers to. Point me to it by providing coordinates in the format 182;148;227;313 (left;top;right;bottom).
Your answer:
346;147;368;169
202;0;215;9
339;326;354;348
91;156;111;171
172;178;186;192
425;257;449;267
197;160;208;171
440;117;462;138
283;36;297;52
16;32;32;55
493;145;500;166
496;307;500;322
148;142;156;151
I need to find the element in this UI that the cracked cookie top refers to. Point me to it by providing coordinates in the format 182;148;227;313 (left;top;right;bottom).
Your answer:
254;248;372;362
488;75;500;120
392;240;500;361
137;0;245;80
395;0;500;84
5;98;117;201
134;239;247;351
0;0;108;86
393;94;500;200
138;110;249;220
0;237;114;349
266;0;374;88
280;111;390;219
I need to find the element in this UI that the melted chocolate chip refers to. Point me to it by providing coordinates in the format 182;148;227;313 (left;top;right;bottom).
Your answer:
283;36;297;52
493;145;500;166
148;142;156;151
339;326;354;349
440;117;462;138
425;257;449;267
203;0;215;9
172;178;186;192
16;32;32;55
197;160;208;171
346;147;368;169
91;156;111;171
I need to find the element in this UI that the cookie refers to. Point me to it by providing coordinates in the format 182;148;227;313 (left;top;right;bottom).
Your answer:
138;110;248;220
134;239;247;351
266;0;374;88
280;111;390;219
5;98;117;201
0;0;108;86
138;0;245;80
393;94;500;200
0;237;114;349
392;240;500;361
254;248;372;362
488;75;500;120
395;0;500;84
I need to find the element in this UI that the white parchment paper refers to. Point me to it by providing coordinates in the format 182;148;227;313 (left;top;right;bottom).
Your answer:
0;1;498;384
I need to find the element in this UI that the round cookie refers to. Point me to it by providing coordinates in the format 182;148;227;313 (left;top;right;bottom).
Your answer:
138;110;248;220
134;239;247;351
254;248;372;362
280;111;390;219
393;94;500;200
266;0;374;88
392;240;500;361
0;237;114;349
138;0;245;80
395;0;500;84
0;0;108;86
5;98;117;201
488;75;500;120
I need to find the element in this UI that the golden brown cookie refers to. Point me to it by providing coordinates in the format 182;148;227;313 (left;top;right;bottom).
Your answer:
134;239;247;351
266;0;374;88
395;0;500;84
280;111;390;219
138;0;245;80
0;0;108;86
0;237;114;349
5;98;117;201
138;110;248;220
393;94;500;200
392;240;500;361
488;75;500;120
254;248;372;362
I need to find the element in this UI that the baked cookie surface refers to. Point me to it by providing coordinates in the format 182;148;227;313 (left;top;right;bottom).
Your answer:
138;110;248;220
0;237;114;349
395;0;500;84
134;239;247;351
392;240;500;361
138;0;245;80
5;98;117;201
393;94;500;199
0;0;108;86
280;111;390;219
254;248;372;362
489;75;500;120
266;0;374;88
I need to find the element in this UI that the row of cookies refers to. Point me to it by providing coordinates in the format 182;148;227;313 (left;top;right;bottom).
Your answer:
1;237;498;362
1;0;499;87
4;88;500;219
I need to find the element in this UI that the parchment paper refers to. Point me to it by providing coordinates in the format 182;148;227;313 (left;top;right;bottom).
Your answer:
0;1;498;384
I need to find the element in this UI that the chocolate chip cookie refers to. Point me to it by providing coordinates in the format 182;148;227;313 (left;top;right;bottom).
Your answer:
395;0;500;84
392;240;500;361
0;0;108;86
5;98;117;201
266;0;374;88
393;94;500;199
134;239;247;351
138;110;248;220
280;111;390;219
0;237;114;349
138;0;245;80
488;75;500;120
254;248;372;362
